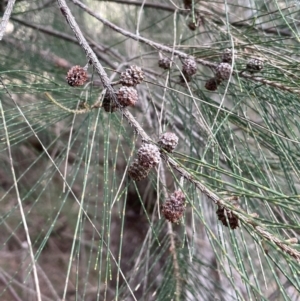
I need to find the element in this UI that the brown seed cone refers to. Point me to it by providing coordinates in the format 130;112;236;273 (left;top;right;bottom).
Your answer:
128;159;151;181
117;86;138;107
161;190;186;223
205;77;221;91
179;74;192;84
158;132;179;153
183;0;192;9
216;206;239;229
215;62;232;81
246;58;264;73
137;143;161;168
182;57;197;78
158;57;172;70
66;65;88;87
188;21;197;31
120;65;144;86
221;48;236;64
102;92;118;113
187;15;202;31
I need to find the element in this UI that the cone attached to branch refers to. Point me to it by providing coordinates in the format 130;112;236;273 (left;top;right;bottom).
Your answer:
216;205;239;229
221;48;236;64
182;57;197;80
205;77;221;91
158;132;179;153
102;92;118;113
120;65;144;86
162;190;186;223
158;57;172;70
246;58;264;73
215;63;232;81
183;0;192;9
117;86;138;107
137;143;161;168
128;159;151;181
66;65;88;87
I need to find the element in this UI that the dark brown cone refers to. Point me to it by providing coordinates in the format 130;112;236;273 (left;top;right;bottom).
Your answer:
205;77;221;91
117;86;138;107
102;92;118;113
188;21;197;31
158;57;172;70
128;159;150;181
187;14;202;31
216;206;239;229
66;65;88;87
180;74;192;84
161;190;186;223
183;0;192;9
120;65;144;86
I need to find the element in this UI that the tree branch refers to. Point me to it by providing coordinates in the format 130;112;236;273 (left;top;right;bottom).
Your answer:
71;0;300;95
56;0;300;263
103;0;293;37
0;0;16;40
11;17;121;69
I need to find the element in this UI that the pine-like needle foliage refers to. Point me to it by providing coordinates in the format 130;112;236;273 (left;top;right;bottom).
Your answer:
1;0;300;300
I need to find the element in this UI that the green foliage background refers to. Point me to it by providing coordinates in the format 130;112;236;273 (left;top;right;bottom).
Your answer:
1;0;300;300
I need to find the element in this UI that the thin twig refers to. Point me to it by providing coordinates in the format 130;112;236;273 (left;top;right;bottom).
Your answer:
71;0;212;65
11;17;120;68
71;0;300;95
160;165;182;301
0;0;16;40
0;79;42;301
57;0;300;263
0;272;22;301
1;75;138;301
104;0;293;37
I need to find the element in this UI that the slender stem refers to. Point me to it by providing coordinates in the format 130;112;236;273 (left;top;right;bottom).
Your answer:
0;81;42;301
56;0;300;263
0;0;16;40
160;165;182;301
72;0;300;95
45;92;90;114
103;0;293;37
70;0;213;66
11;17;120;68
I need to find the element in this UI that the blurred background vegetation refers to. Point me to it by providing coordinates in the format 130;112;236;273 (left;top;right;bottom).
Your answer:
1;0;300;300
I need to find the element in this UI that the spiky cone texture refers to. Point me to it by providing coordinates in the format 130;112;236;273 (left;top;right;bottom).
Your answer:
117;86;138;107
216;206;239;229
246;58;264;73
120;65;144;86
102;92;118;113
221;48;236;64
137;143;161;169
205;77;222;91
161;190;186;223
158;57;172;70
128;159;151;181
66;65;88;87
215;62;232;81
158;132;179;153
182;57;197;78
